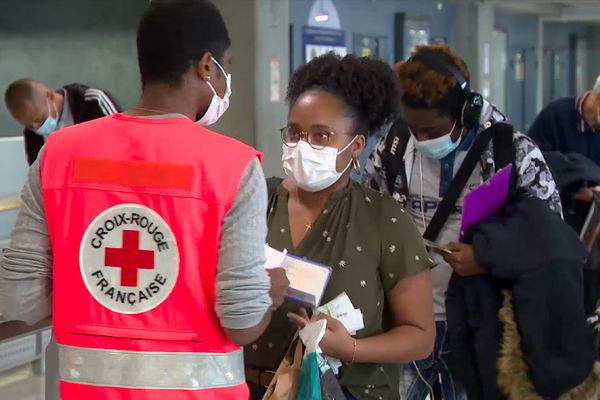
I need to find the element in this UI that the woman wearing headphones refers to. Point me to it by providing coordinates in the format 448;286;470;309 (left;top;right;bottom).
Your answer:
363;45;562;399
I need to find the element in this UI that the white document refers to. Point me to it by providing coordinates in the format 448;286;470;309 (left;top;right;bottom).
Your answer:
318;292;364;335
265;245;332;307
317;292;365;374
264;244;287;270
282;255;331;307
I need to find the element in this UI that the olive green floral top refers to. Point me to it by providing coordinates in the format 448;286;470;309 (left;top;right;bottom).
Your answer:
246;181;433;400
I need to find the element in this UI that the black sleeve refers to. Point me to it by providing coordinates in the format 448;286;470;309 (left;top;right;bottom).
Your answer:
528;106;555;152
23;129;44;166
82;88;123;121
100;89;122;113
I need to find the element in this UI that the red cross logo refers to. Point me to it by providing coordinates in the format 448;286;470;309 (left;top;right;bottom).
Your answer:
104;230;155;287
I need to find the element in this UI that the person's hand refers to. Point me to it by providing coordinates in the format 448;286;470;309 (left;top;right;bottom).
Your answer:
574;186;600;202
437;242;486;277
574;188;595;202
267;268;289;309
287;308;355;361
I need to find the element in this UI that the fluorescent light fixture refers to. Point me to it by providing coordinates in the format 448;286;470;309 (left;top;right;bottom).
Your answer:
315;13;330;22
314;0;329;22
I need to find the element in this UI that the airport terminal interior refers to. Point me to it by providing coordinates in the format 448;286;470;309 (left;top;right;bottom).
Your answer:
2;0;600;399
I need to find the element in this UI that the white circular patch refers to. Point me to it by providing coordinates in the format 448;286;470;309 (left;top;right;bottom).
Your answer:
79;204;179;314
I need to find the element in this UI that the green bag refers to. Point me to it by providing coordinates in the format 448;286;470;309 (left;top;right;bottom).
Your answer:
297;352;322;400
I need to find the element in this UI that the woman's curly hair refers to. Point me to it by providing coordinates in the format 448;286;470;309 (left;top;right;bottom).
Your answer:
395;44;470;118
287;53;400;135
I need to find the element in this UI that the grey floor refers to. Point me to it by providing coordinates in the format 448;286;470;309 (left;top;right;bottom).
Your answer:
0;365;44;400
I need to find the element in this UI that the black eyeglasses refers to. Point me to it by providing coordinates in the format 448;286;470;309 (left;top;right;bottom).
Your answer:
280;126;336;150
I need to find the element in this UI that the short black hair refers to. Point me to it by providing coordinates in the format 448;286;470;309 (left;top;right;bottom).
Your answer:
5;78;42;112
137;0;231;88
287;53;399;135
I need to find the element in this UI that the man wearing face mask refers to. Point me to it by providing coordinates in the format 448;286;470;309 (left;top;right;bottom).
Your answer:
5;79;121;165
364;45;562;400
0;1;289;399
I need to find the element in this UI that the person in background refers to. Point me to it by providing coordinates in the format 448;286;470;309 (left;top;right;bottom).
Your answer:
245;53;435;400
363;44;561;400
5;78;121;165
0;1;288;399
529;74;600;165
529;75;600;232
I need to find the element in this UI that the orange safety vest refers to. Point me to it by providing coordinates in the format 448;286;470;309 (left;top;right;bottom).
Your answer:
41;113;260;400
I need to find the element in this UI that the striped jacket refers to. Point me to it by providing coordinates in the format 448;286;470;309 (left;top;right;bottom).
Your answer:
24;83;121;165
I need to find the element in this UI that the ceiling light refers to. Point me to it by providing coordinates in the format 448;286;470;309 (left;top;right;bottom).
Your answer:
314;0;329;23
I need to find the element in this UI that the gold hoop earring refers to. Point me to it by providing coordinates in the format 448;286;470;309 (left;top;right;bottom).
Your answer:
352;158;361;174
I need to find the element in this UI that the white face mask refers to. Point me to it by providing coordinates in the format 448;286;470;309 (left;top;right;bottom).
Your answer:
197;57;232;126
282;136;357;192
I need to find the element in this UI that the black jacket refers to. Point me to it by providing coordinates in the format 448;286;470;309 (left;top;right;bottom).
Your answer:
544;151;600;232
446;198;595;399
23;83;121;165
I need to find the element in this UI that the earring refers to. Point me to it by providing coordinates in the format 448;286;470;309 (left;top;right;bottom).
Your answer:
352;158;361;174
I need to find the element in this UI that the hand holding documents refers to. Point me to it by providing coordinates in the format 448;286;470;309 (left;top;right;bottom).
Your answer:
317;292;364;335
316;292;364;374
460;165;512;242
265;244;332;307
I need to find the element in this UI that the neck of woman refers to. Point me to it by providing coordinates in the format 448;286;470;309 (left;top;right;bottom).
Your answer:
290;174;351;210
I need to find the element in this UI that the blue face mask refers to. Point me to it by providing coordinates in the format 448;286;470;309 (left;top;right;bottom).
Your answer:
411;121;461;160
36;99;59;136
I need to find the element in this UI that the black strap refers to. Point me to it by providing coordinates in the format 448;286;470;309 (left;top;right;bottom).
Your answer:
383;119;411;194
266;176;283;218
266;176;283;200
491;123;517;199
423;124;501;242
381;119;516;242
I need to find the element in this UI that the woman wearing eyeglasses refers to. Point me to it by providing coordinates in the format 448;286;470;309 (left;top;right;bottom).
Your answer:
245;53;435;400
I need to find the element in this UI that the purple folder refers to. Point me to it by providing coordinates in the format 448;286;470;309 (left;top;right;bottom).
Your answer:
460;165;512;242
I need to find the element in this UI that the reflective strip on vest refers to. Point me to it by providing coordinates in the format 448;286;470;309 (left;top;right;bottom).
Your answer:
58;344;245;390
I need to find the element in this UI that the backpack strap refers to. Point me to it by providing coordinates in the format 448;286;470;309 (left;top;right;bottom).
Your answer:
266;176;283;218
491;122;518;199
382;119;411;195
267;176;283;200
423;125;497;242
422;122;517;242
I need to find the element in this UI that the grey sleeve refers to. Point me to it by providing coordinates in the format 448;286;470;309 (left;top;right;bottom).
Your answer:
215;158;272;330
0;152;53;325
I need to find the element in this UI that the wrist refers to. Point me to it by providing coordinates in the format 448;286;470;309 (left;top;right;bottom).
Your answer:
344;337;358;363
